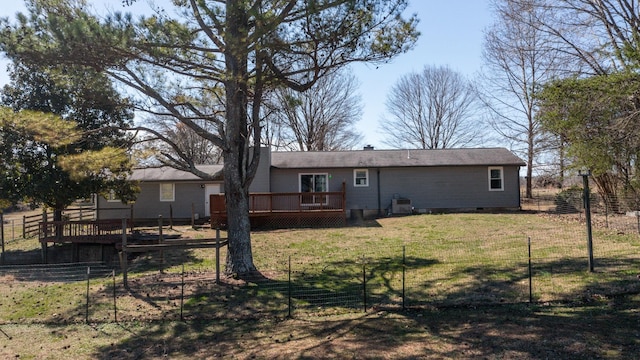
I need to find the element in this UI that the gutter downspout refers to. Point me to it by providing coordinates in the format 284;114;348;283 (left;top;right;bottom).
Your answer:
377;169;382;217
518;166;522;210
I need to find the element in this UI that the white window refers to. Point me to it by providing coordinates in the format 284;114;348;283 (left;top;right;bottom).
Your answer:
107;190;119;202
488;167;504;191
299;173;328;204
354;169;369;187
160;183;175;201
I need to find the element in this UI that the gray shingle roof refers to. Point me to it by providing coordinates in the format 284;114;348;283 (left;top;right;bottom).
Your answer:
131;165;223;182
270;148;525;169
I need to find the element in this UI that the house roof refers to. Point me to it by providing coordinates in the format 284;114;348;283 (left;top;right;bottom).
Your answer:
270;148;525;169
131;165;223;182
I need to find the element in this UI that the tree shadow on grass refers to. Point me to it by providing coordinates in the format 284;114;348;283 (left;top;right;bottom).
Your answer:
12;252;640;359
407;256;640;308
88;293;640;359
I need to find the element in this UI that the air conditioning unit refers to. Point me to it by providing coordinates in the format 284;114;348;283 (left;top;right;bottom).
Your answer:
392;198;412;214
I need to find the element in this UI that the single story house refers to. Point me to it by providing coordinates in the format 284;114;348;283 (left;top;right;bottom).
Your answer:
97;165;222;223
96;147;525;223
269;147;525;219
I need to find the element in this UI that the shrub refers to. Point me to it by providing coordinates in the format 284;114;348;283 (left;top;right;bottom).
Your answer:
554;186;583;213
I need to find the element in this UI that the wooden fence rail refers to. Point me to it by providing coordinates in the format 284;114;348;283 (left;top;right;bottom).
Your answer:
120;223;228;287
23;207;96;239
39;219;125;244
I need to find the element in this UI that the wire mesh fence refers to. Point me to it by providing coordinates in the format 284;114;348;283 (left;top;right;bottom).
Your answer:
1;228;638;324
1;184;640;324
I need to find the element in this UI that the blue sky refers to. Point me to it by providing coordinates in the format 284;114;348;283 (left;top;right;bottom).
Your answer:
353;1;493;147
0;1;494;149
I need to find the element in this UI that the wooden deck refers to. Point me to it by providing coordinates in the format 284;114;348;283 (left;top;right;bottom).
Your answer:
210;186;347;228
39;219;128;244
38;219;129;263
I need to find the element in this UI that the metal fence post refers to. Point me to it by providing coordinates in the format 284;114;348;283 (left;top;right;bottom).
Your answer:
580;170;594;272
362;256;367;312
158;215;164;269
288;255;292;318
1;212;5;264
216;228;220;285
528;237;533;304
85;266;91;324
112;270;117;323
180;263;185;321
402;245;406;310
121;218;128;288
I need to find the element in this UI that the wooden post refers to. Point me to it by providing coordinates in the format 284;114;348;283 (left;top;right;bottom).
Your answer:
41;242;48;264
121;218;128;288
42;210;48;238
342;182;347;225
158;215;164;268
41;211;48;263
169;205;174;230
95;195;100;221
191;202;195;228
130;204;135;233
72;243;79;263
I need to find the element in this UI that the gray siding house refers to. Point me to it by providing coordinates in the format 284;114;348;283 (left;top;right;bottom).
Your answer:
269;147;525;218
97;165;224;222
97;147;524;222
97;148;272;222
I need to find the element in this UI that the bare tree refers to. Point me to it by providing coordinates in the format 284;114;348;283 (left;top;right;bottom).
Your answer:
499;0;640;194
138;118;223;166
479;0;570;198
525;0;640;75
265;68;363;151
380;65;480;149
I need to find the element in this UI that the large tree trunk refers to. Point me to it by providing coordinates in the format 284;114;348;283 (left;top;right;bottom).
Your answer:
223;155;256;275
526;114;534;199
222;2;257;276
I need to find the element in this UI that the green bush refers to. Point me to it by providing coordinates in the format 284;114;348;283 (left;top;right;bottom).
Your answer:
554;186;584;213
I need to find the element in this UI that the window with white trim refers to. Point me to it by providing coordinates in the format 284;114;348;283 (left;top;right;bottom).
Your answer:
160;183;175;201
299;173;328;204
107;190;119;202
488;167;504;191
354;169;369;187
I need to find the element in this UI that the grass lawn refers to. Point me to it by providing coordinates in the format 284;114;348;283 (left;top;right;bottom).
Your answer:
1;212;640;359
1;300;639;359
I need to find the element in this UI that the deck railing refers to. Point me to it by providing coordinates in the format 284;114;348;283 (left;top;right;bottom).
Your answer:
210;184;347;228
39;219;126;243
247;191;346;213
